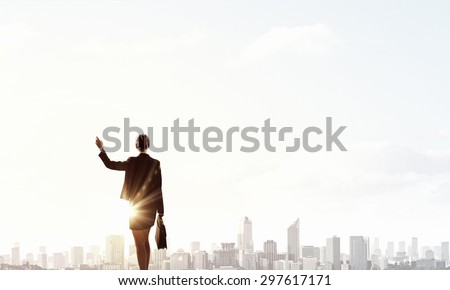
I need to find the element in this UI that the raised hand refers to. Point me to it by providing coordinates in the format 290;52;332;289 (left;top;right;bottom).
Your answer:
95;136;104;151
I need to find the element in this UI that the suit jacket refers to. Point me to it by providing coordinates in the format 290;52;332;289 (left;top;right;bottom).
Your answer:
99;151;164;214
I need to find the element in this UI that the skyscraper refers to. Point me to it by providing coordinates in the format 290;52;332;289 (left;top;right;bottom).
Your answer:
152;249;168;270
373;237;380;252
191;241;201;255
326;236;340;270
53;253;65;269
263;240;278;270
192;251;209;269
441;242;449;264
38;246;48;269
11;243;20;266
71;246;84;267
287;218;300;262
412;237;419;261
320;247;327;266
349;236;368;270
86;245;101;266
433;246;441;260
170;249;191;270
240;252;258;270
0;255;9;265
398;241;406;254
371;237;382;257
106;235;125;269
238;217;253;254
213;243;239;268
386;241;395;258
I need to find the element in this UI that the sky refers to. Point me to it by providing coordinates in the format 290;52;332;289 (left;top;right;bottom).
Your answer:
1;0;450;257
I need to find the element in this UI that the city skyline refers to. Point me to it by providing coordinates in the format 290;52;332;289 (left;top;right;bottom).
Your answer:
1;217;449;270
2;215;449;261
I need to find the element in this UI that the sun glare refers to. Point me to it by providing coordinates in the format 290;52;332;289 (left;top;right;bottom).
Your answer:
128;204;137;218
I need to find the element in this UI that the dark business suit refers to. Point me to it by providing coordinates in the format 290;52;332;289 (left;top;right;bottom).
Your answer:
99;151;164;230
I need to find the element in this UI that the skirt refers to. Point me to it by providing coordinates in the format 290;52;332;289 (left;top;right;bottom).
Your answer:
129;204;157;230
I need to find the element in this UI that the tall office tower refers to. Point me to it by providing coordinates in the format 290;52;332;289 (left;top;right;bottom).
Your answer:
386;241;395;258
373;237;380;252
64;251;70;265
213;243;239;268
38;246;48;269
71;246;84;267
320;247;327;265
238;217;254;254
85;245;101;266
433;246;442;260
86;245;101;265
326;236;341;270
191;241;201;255
152;249;168;269
398;241;406;254
372;237;381;256
349;236;368;270
170;249;191;270
263;240;278;270
38;253;48;268
240;252;258;270
192;250;209;269
287;218;300;262
11;242;20;266
53;253;65;269
411;237;419;261
0;255;10;265
441;242;449;263
425;250;434;260
379;257;388;270
106;235;125;269
371;253;381;270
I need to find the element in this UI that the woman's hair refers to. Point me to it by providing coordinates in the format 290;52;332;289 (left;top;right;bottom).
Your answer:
136;134;150;151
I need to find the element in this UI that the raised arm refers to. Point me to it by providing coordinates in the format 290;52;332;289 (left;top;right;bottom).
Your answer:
96;136;128;171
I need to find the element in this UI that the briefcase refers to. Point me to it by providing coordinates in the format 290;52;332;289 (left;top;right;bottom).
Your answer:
155;216;167;249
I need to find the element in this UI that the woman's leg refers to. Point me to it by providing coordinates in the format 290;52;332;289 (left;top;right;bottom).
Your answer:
145;233;150;268
132;228;150;270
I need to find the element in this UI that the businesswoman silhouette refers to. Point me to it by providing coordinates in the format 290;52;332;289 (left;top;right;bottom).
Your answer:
95;134;164;270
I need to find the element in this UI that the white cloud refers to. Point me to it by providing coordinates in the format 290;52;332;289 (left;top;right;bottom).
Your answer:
233;23;344;65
